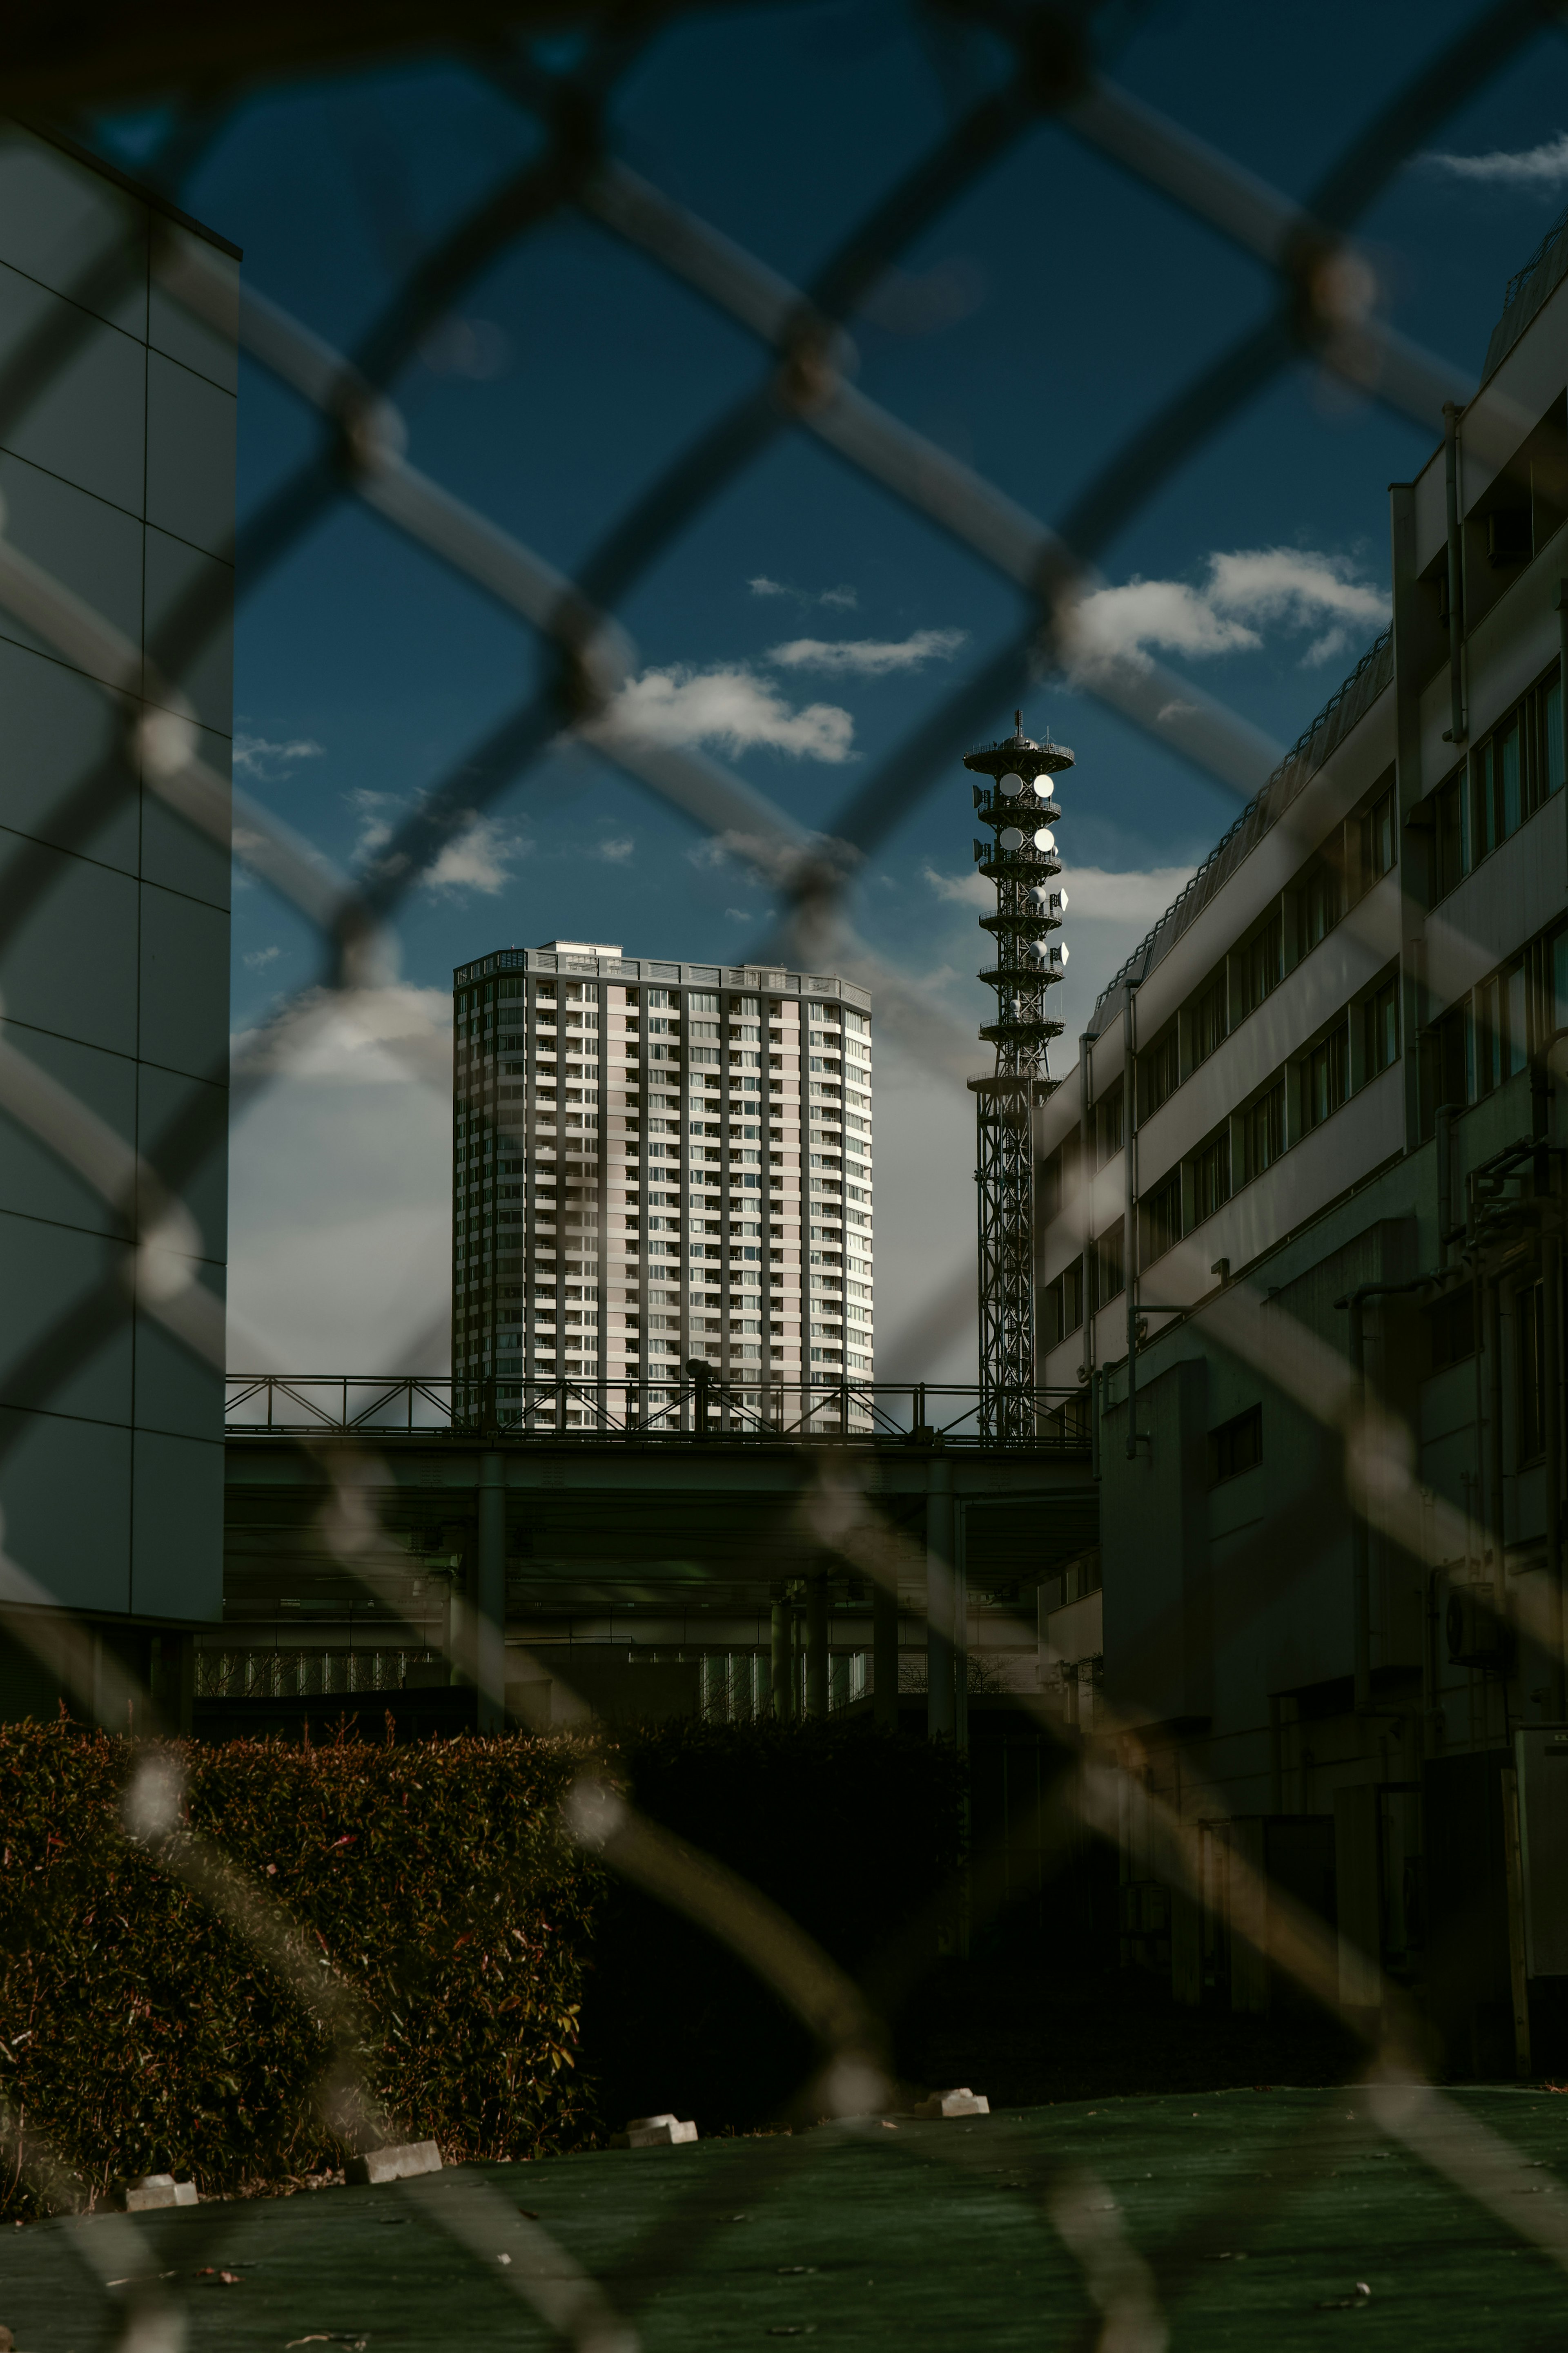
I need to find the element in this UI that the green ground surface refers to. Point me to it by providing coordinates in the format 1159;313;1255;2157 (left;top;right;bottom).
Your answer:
3;2090;1566;2351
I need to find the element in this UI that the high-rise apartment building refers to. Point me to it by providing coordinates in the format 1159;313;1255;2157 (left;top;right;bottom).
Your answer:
452;943;873;1422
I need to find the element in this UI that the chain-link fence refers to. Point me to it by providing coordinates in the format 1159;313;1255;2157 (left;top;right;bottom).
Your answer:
4;1;1568;2344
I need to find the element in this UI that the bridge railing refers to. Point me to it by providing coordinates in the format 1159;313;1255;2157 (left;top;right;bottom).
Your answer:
224;1373;1092;1449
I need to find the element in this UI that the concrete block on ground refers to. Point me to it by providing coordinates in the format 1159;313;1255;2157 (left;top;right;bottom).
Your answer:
611;2113;698;2148
125;2173;199;2210
912;2088;990;2119
345;2140;443;2186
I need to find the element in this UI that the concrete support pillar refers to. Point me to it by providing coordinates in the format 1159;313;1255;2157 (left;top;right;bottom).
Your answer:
805;1574;829;1719
476;1452;507;1734
953;1503;969;1755
872;1578;899;1731
771;1598;794;1722
926;1455;956;1740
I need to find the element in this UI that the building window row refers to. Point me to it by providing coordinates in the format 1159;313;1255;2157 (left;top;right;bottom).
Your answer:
1430;663;1563;901
1070;775;1398;1174
1041;966;1402;1339
1419;916;1568;1133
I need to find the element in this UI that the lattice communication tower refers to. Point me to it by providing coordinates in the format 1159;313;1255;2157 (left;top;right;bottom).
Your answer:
964;714;1074;1442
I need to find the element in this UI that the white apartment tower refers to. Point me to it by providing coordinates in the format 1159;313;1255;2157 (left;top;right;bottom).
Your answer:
452;943;874;1423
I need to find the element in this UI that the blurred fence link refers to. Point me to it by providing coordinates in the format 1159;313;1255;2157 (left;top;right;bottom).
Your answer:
0;2;1563;2344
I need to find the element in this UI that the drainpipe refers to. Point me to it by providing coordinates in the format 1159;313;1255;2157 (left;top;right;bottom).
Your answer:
1124;983;1140;1460
1443;402;1466;747
1435;1103;1454;1270
1337;1276;1441;1714
1558;582;1568;887
1544;1231;1564;1721
1488;1277;1506;1584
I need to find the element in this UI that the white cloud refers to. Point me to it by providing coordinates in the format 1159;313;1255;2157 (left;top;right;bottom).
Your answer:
1065;578;1258;669
348;787;397;861
423;814;526;895
595;835;635;863
587;665;855;762
234;732;324;782
1063;864;1200;923
233;984;453;1088
1302;625;1350;669
767;627;967;676
243;944;281;970
1205;547;1388;631
1424;132;1568;186
1063;546;1388;678
725;906;755;921
922;864;993;908
227;1042;452;1372
923;861;1197;923
748;575;859;609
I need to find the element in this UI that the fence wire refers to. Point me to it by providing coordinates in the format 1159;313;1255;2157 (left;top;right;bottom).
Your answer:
1;2;1567;2348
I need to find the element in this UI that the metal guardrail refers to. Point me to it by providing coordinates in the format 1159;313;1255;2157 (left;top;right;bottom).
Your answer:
224;1373;1092;1447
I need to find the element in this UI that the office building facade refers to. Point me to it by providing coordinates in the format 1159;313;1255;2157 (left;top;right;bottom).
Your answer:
1032;214;1568;2052
0;124;237;1708
452;942;873;1421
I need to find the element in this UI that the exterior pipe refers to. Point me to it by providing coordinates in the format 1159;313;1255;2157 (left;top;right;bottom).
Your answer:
1347;1296;1372;1715
1435;1103;1453;1269
1488;1277;1506;1584
1559;582;1568;886
770;1597;793;1722
475;1452;507;1733
872;1578;899;1730
1337;1276;1441;1714
1443;401;1466;745
1547;1232;1565;1722
1124;983;1140;1459
926;1454;956;1739
805;1573;829;1719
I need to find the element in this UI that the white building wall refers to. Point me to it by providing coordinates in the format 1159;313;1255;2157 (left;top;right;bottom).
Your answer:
452;945;873;1415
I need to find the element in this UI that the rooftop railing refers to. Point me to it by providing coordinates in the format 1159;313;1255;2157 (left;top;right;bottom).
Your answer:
225;1374;1092;1450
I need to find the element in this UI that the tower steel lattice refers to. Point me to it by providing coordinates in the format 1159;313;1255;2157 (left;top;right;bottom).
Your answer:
964;714;1074;1443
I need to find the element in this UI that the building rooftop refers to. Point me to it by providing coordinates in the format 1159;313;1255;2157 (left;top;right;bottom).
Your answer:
536;939;624;955
1086;625;1393;1044
1483;194;1568;383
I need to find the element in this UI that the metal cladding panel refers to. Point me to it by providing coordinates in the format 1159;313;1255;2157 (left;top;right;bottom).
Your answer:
1099;1356;1209;1726
1516;1728;1568;1977
0;128;234;1626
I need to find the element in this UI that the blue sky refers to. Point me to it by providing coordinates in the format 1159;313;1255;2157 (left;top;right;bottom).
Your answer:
93;0;1568;1374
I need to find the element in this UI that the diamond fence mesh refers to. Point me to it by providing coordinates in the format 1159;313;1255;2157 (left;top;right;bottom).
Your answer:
2;2;1568;2344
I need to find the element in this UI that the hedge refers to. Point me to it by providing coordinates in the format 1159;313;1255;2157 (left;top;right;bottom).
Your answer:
0;1716;964;2213
0;1720;595;2214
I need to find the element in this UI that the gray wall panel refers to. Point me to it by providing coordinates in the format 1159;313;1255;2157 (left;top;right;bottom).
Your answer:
130;1427;223;1620
0;451;143;676
149;229;239;394
136;1063;227;1261
138;881;228;1080
0;1021;134;1236
0;1209;134;1425
0;839;138;1055
0;129;147;335
139;722;230;910
0;639;140;872
0;1404;132;1613
0;264;147;513
143;527;233;732
145;350;234;559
